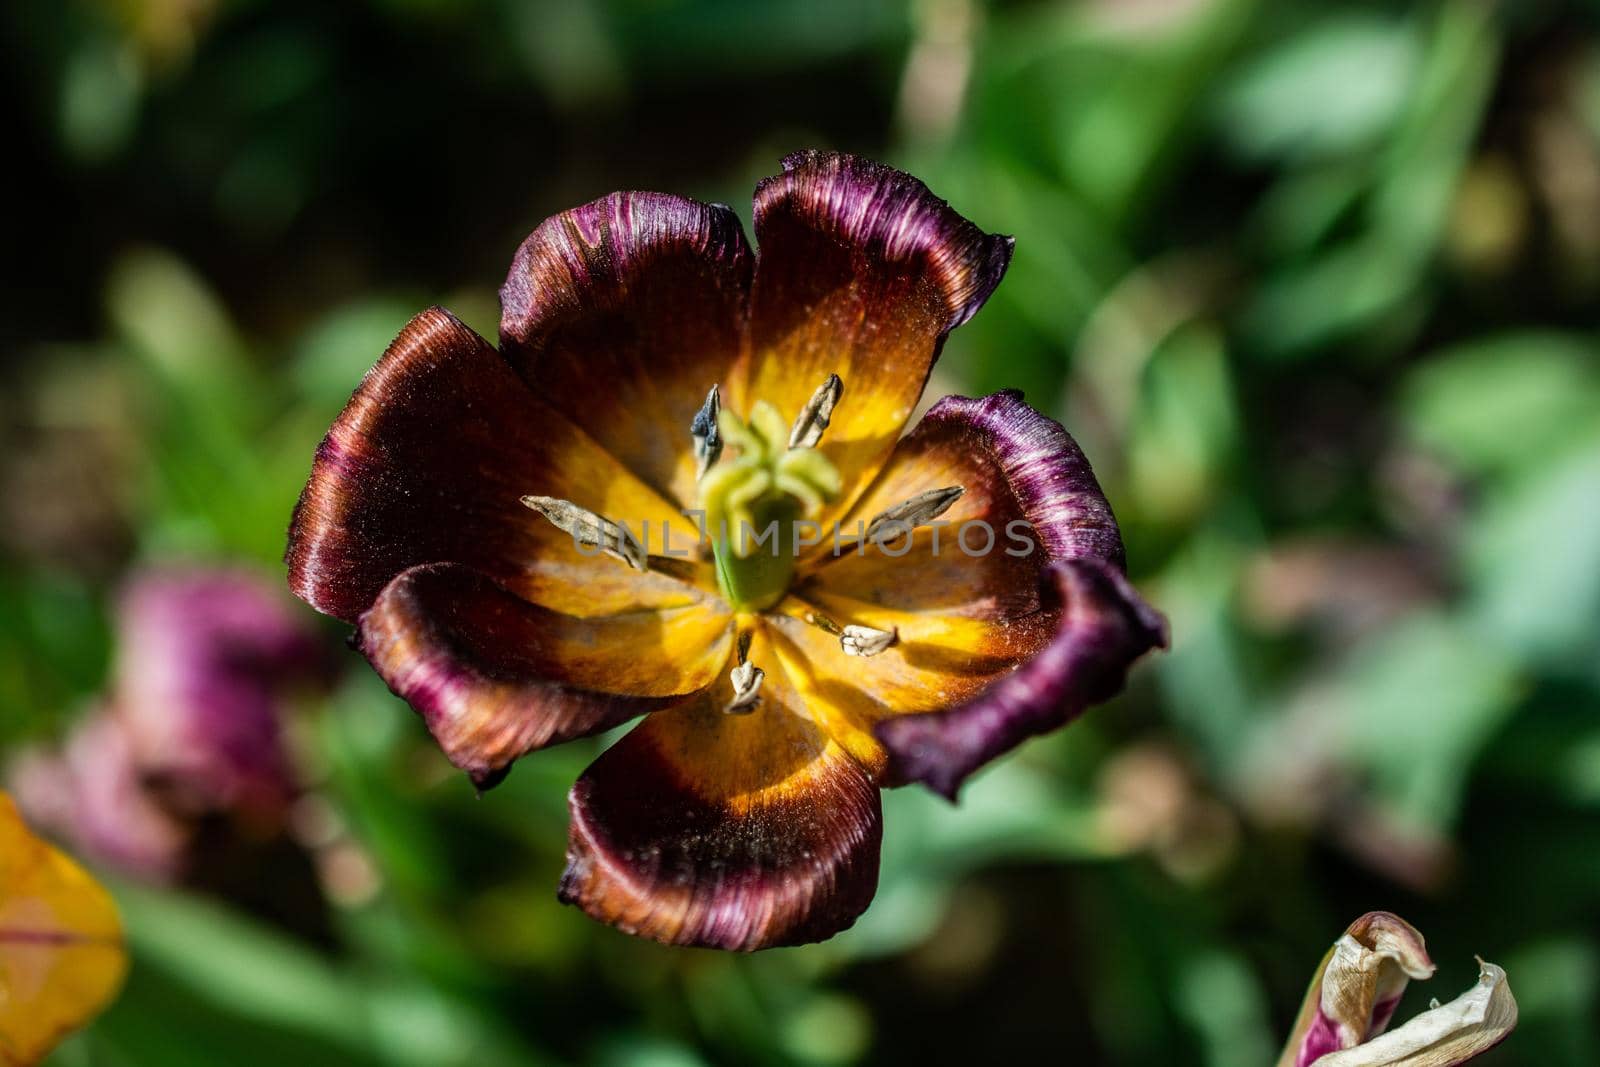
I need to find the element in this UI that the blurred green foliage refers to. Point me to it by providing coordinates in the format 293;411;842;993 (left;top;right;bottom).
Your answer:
3;0;1599;1064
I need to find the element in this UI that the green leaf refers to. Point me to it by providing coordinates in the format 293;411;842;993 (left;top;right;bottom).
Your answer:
1215;14;1419;164
1465;438;1600;665
1338;613;1519;828
1403;333;1600;478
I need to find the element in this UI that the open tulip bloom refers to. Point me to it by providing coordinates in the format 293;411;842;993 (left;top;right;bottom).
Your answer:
287;151;1167;949
1279;912;1517;1066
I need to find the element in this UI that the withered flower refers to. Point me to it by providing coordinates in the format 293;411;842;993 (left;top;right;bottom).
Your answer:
1279;912;1517;1066
287;151;1166;949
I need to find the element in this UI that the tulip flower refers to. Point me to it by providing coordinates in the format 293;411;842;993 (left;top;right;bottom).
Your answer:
1279;912;1517;1066
287;151;1166;948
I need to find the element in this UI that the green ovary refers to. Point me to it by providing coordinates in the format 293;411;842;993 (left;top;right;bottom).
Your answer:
701;400;842;611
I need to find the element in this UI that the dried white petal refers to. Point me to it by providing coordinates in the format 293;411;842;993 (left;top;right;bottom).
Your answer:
865;485;965;545
840;624;897;657
1312;961;1517;1066
787;373;843;449
521;495;646;571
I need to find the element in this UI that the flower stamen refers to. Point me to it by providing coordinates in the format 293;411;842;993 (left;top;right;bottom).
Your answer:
797;608;895;657
802;610;841;635
840;624;897;657
787;373;843;449
864;485;965;546
521;495;647;571
690;385;723;478
725;631;764;714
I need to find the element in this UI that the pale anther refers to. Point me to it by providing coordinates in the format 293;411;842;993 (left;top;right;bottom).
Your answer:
691;385;723;478
840;624;897;657
787;373;843;449
865;485;965;546
726;636;764;714
520;495;647;571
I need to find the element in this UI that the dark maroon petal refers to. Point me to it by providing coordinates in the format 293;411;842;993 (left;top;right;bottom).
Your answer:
743;151;1014;517
500;193;753;509
286;306;696;624
870;391;1167;799
559;687;882;950
358;563;732;789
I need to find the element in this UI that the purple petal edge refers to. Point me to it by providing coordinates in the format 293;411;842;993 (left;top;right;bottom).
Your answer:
920;390;1129;567
874;391;1167;800
498;190;753;353
758;150;1014;332
877;559;1166;800
356;564;677;791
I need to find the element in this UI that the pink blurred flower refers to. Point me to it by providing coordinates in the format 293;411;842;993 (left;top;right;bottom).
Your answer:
114;567;330;818
10;565;334;880
10;711;186;881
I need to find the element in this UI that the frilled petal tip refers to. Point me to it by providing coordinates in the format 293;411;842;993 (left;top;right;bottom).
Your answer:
558;699;883;951
923;390;1132;567
755;150;1014;333
499;191;752;349
875;559;1166;799
357;563;701;791
1298;912;1436;1063
1281;912;1517;1067
869;391;1166;799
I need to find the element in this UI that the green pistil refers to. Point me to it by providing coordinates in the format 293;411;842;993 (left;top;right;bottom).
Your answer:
701;399;842;611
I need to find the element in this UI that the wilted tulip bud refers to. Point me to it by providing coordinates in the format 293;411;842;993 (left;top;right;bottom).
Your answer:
1278;911;1517;1066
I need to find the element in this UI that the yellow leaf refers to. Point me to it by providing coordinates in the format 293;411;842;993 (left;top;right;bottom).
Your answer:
0;791;128;1066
